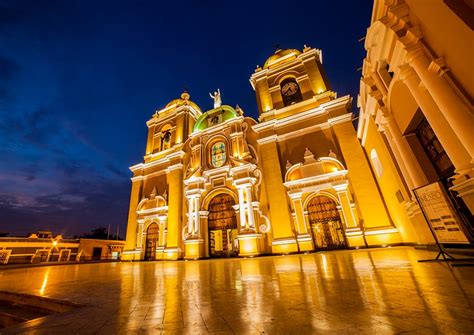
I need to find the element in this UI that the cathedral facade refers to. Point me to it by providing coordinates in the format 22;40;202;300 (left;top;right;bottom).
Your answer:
122;46;414;261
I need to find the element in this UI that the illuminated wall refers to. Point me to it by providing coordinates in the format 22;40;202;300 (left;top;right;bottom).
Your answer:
123;36;456;260
357;0;473;246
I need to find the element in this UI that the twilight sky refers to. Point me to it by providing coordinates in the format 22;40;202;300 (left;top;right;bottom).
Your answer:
0;0;372;237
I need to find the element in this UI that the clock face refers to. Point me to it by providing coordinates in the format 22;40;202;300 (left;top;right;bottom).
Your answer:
281;81;299;96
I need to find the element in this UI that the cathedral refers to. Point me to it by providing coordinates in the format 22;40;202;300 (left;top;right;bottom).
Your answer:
122;45;417;261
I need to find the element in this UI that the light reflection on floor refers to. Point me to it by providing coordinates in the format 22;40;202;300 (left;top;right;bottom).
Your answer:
0;247;473;334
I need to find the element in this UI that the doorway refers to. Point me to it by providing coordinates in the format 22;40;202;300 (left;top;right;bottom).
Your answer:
92;247;102;260
59;249;70;262
413;117;473;236
145;223;159;261
208;193;238;257
307;196;347;250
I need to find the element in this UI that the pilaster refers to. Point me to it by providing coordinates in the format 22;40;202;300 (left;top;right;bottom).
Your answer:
184;187;205;260
333;183;364;248
289;192;314;252
233;176;262;257
123;176;143;261
259;140;298;253
164;164;184;260
331;119;396;246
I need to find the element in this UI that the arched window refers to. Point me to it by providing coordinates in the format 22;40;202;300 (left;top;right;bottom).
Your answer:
371;149;383;178
280;77;303;106
161;131;171;150
210;141;226;168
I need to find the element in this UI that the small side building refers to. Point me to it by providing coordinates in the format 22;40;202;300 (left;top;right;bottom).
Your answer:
78;239;125;261
0;232;125;265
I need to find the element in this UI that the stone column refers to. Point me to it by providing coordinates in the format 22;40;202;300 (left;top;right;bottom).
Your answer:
380;123;416;193
400;65;472;174
193;197;200;234
406;45;474;160
187;196;194;235
233;177;261;257
381;113;428;189
183;190;204;260
244;186;256;229
237;187;247;229
235;183;256;231
185;195;201;237
235;185;262;256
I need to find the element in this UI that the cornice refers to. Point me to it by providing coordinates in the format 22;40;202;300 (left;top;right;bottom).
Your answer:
253;95;351;135
327;113;353;126
130;150;186;173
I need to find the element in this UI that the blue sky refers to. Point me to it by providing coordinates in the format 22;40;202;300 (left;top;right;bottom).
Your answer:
0;0;372;236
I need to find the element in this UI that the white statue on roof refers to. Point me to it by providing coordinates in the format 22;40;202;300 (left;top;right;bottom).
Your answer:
209;88;222;108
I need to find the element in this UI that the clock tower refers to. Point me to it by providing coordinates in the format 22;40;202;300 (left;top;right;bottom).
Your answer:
250;46;334;122
251;46;394;253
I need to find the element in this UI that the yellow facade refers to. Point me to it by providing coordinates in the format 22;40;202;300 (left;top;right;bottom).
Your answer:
123;23;472;260
357;0;474;247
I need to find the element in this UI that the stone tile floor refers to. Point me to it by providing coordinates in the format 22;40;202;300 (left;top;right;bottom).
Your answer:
0;247;473;334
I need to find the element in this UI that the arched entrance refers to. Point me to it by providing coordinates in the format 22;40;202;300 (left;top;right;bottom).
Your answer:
208;194;238;257
145;223;159;261
307;196;347;250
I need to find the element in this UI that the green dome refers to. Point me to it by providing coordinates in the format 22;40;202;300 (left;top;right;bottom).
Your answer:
193;105;238;133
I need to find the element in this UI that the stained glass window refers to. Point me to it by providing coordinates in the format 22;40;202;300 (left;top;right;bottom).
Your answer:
211;141;226;168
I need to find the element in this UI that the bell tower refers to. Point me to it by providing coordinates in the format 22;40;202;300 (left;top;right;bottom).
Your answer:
250;46;335;122
123;91;202;261
144;91;202;162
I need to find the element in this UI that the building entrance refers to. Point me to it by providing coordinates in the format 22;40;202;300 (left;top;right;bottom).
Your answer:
307;196;347;250
145;223;159;261
208;194;238;257
414;117;473;239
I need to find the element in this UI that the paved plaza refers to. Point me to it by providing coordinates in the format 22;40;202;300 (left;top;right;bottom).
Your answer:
0;247;473;334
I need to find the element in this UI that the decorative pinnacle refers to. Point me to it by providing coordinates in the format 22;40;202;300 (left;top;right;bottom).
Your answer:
181;90;190;101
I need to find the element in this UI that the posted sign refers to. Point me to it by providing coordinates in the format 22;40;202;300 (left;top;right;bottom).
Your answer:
414;182;469;244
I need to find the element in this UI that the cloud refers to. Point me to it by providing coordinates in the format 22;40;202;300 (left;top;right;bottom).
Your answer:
0;98;131;236
105;162;129;178
0;176;130;236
